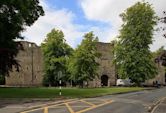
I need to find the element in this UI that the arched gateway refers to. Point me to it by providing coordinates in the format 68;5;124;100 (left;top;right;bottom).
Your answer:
101;75;108;86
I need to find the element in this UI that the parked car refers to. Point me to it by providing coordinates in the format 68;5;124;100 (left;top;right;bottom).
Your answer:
116;79;133;86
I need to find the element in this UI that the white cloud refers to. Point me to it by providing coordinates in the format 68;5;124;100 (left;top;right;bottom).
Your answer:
80;0;166;51
22;0;83;48
88;26;117;43
22;0;166;51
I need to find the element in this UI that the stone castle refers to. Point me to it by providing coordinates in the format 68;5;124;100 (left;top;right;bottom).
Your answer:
6;41;43;86
88;42;116;87
6;41;166;86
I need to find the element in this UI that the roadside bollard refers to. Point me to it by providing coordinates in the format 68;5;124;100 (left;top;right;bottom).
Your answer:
44;107;48;113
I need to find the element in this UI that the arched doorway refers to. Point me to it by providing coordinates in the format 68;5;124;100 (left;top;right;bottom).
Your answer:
101;75;108;86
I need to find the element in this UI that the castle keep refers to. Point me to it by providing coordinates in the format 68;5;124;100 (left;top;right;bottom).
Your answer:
6;41;166;86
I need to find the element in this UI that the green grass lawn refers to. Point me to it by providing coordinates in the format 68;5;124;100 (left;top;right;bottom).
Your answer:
0;87;145;98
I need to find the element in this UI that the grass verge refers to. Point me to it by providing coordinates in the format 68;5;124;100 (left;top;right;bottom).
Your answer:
0;87;145;98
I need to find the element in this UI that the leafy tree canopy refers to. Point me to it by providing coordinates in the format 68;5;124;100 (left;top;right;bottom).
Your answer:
0;0;44;76
41;29;73;86
68;32;100;87
160;11;166;38
158;11;166;66
154;46;166;66
114;2;158;85
152;46;165;59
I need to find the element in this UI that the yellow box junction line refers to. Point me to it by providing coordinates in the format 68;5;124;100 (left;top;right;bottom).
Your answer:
76;100;113;113
21;99;114;113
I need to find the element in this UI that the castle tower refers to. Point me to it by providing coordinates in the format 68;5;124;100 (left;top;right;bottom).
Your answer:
88;42;116;87
6;41;44;86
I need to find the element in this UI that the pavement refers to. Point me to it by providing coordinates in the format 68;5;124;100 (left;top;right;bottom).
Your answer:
0;87;166;113
151;97;166;113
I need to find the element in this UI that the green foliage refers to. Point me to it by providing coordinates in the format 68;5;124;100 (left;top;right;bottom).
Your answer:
151;46;165;70
160;11;166;38
152;46;165;59
68;32;100;87
0;75;5;85
158;11;166;66
0;0;44;76
41;29;73;86
114;2;158;85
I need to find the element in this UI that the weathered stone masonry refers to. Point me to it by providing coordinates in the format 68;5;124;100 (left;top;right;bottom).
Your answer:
6;41;166;86
6;41;44;86
88;42;116;87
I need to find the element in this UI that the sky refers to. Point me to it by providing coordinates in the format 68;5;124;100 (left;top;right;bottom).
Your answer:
22;0;166;51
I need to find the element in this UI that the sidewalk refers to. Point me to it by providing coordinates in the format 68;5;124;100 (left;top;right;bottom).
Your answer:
152;97;166;113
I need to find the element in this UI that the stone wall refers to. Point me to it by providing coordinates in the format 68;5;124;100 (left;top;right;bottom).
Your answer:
6;41;44;86
6;41;165;87
88;42;116;87
145;62;166;86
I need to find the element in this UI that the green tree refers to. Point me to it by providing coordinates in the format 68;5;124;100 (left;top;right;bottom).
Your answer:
41;29;73;86
68;32;100;87
157;47;166;66
152;46;165;59
159;11;166;66
0;75;5;85
0;0;44;76
114;2;158;85
160;11;166;38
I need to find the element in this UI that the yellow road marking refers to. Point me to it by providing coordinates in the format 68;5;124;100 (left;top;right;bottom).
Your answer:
65;103;75;113
44;107;48;113
21;99;114;113
94;100;114;108
86;98;110;103
49;105;91;108
80;100;96;107
98;99;110;102
76;100;113;113
83;99;109;103
21;99;78;113
67;100;79;104
26;99;75;110
76;106;96;113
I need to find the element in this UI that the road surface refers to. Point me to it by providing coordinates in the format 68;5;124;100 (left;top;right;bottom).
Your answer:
0;87;166;113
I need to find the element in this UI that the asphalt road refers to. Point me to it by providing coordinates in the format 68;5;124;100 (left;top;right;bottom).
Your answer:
19;87;166;113
85;87;166;113
1;87;166;113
